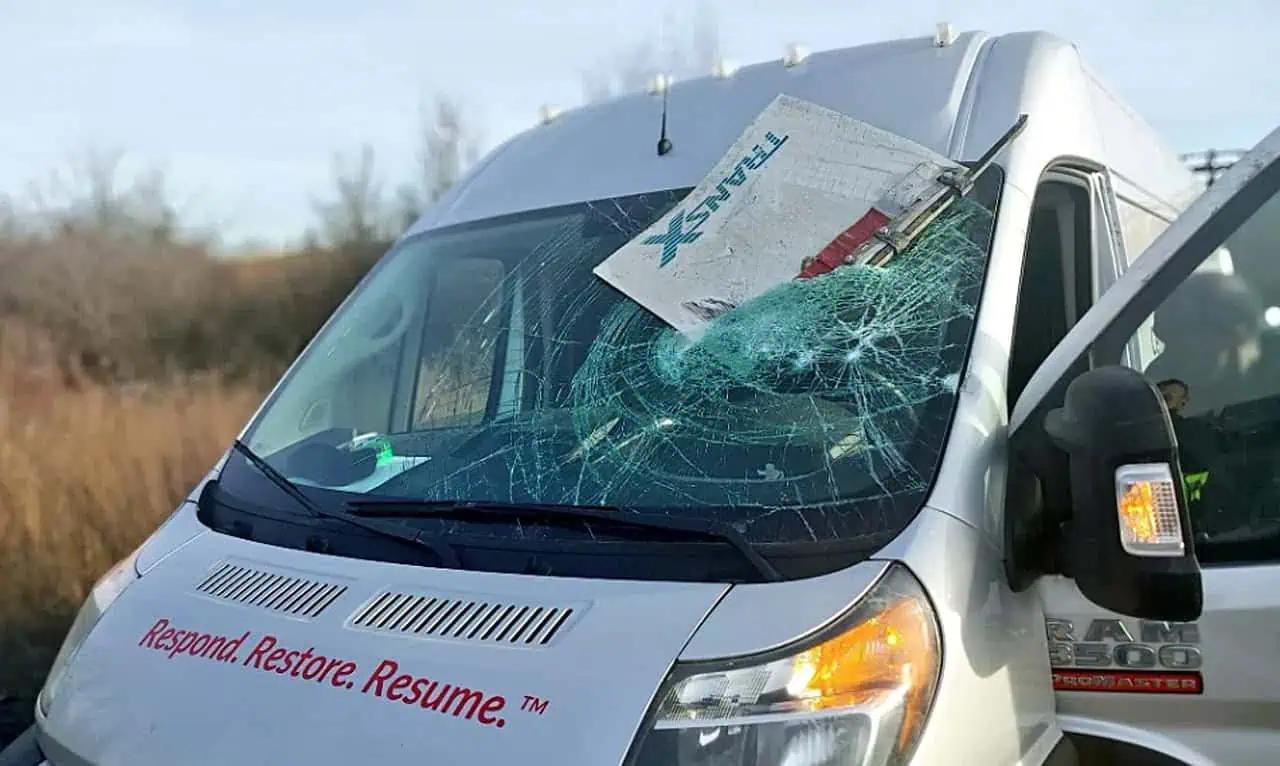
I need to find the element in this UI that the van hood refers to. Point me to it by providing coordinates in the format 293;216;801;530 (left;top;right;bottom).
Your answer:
38;530;728;765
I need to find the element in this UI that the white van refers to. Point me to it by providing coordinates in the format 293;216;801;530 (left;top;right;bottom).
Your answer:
5;30;1279;766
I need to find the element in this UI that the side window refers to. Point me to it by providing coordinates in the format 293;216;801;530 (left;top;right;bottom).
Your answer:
1116;197;1174;368
1008;177;1094;403
1116;197;1172;263
411;258;506;429
1131;189;1280;563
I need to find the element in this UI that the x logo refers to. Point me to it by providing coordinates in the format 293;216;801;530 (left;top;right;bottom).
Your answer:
643;211;702;267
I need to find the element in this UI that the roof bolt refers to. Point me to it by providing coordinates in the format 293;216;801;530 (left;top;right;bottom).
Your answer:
646;73;671;95
538;104;562;124
934;22;956;47
712;58;738;78
783;43;810;67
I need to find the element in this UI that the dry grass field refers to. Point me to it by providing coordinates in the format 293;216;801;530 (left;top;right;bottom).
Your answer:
0;234;377;744
0;329;264;740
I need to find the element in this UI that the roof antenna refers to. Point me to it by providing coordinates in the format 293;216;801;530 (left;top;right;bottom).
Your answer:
656;78;673;156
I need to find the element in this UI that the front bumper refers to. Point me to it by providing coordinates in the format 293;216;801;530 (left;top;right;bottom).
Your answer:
0;726;45;766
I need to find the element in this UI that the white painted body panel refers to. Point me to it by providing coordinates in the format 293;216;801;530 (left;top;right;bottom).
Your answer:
1039;567;1280;765
407;33;993;235
874;509;1061;765
41;521;727;765
679;560;886;661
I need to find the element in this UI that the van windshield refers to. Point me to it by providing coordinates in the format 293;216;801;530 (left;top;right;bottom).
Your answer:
242;177;998;549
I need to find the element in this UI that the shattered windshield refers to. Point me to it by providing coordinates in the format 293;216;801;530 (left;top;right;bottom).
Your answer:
243;175;999;547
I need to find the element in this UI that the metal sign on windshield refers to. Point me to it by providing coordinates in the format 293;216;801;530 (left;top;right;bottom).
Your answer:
593;94;961;334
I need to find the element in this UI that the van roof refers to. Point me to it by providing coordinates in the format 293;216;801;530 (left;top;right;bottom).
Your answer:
407;30;1186;235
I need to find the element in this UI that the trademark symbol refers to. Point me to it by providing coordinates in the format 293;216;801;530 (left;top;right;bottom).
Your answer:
521;695;549;715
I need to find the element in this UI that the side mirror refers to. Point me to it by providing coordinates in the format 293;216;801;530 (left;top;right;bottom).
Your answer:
1043;366;1202;621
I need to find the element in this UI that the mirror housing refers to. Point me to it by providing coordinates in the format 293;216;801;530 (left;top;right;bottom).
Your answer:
1043;366;1202;621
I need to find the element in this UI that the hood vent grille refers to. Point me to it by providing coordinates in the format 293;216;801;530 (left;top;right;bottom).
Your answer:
349;591;577;647
196;562;347;619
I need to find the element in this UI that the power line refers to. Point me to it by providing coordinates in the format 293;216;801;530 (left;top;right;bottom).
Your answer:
1181;149;1248;187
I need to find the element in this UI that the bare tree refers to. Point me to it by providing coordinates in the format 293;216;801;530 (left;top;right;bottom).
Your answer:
0;194;21;241
18;148;183;243
128;167;180;244
312;96;480;244
395;96;482;230
312;143;391;247
581;2;720;102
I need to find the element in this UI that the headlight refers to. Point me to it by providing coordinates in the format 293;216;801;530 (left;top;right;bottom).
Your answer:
629;565;940;766
38;548;140;716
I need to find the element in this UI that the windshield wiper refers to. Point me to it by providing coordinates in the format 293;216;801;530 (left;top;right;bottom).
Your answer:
229;440;461;568
345;497;781;582
850;114;1028;269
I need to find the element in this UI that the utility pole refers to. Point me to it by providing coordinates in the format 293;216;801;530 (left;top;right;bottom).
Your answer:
1181;149;1247;187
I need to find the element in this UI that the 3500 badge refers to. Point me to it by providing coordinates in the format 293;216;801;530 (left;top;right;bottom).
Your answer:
1045;618;1203;694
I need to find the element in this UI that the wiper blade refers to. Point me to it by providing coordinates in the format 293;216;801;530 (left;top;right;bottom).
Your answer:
229;440;461;568
232;439;320;514
346;497;781;582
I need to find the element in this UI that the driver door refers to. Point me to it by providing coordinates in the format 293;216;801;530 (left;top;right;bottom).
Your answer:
1013;127;1280;765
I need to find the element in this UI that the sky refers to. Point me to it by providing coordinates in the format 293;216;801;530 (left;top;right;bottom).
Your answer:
2;1;1277;247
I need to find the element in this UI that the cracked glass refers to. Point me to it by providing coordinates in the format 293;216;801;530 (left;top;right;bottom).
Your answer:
244;174;999;547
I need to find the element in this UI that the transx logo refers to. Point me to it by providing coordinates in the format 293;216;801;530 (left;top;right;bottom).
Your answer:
645;131;789;266
646;211;702;268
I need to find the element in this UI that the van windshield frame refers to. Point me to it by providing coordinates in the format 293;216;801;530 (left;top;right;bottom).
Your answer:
224;171;1003;579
